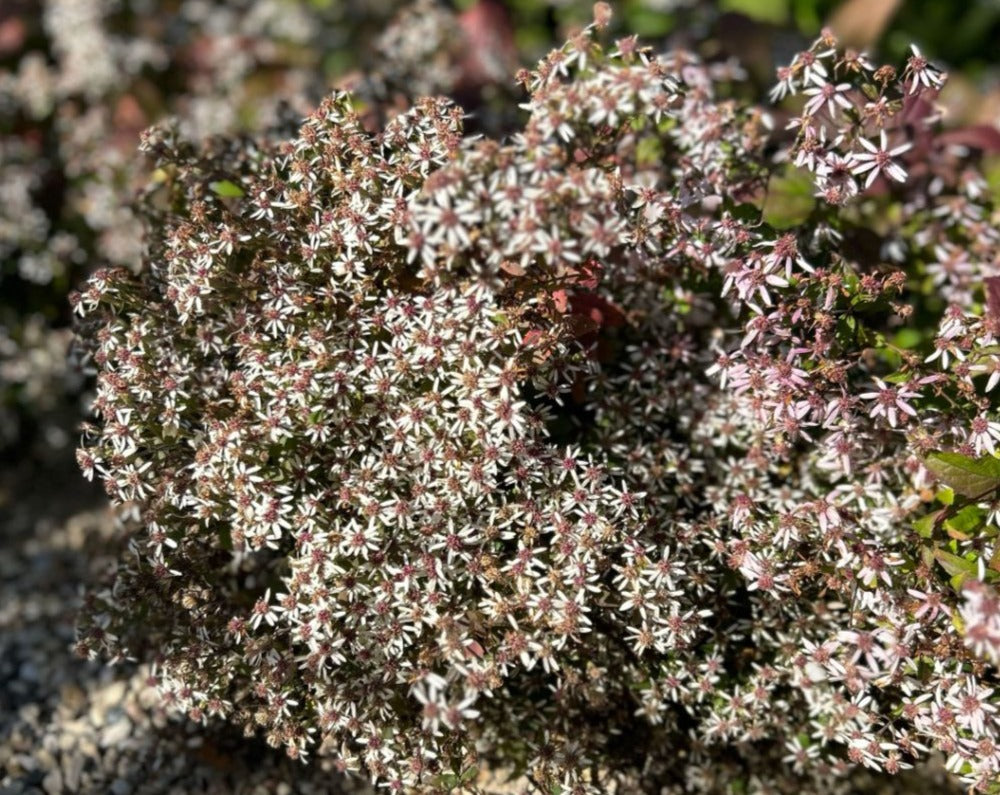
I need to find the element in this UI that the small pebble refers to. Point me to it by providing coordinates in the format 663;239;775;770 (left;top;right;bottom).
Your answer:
17;663;38;684
61;753;83;792
40;768;62;795
98;718;132;749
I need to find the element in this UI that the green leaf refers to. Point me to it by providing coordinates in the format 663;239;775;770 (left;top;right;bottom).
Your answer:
934;548;978;586
791;0;821;32
218;524;233;551
728;201;763;224
924;452;1000;498
624;7;675;36
435;766;478;790
952;610;967;634
944;504;987;540
893;327;923;349
209;180;245;198
719;0;788;24
762;167;814;228
636;136;664;168
912;511;940;539
935;547;1000;589
835;315;858;345
860;83;880;101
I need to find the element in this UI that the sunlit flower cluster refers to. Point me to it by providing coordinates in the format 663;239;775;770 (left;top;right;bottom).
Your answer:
74;12;1000;794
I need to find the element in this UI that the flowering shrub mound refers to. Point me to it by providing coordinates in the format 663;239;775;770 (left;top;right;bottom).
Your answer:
74;10;1000;793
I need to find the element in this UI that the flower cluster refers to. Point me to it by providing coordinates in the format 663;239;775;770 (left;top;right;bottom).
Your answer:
0;0;421;456
75;10;1000;794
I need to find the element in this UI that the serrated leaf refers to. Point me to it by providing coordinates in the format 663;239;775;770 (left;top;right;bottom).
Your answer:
209;180;245;198
924;452;1000;498
937;487;955;506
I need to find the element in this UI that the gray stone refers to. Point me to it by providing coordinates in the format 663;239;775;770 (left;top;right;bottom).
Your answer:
57;685;85;716
40;768;62;795
14;752;38;772
33;749;56;771
59;718;89;741
17;663;39;684
16;705;40;725
98;682;126;709
61;752;84;792
76;738;98;760
98;718;131;749
110;778;130;795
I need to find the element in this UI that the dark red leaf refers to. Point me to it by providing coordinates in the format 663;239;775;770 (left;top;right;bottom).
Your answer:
569;293;626;329
0;17;26;56
574;259;604;290
523;329;544;347
827;0;901;48
985;277;1000;320
458;0;517;88
938;125;1000;153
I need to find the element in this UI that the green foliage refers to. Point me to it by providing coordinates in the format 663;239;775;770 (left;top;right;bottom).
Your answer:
924;452;1000;500
209;180;246;198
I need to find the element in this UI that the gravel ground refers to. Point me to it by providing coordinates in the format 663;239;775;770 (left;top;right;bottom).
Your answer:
0;453;372;795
